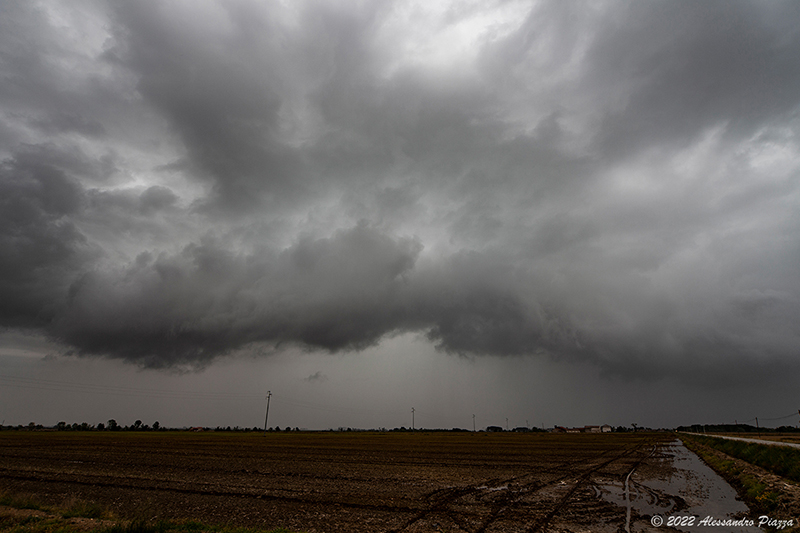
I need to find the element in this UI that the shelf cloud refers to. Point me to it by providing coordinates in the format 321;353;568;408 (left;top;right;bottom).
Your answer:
1;0;799;385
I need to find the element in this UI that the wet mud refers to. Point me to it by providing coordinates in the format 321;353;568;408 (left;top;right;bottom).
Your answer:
0;432;786;532
595;439;759;532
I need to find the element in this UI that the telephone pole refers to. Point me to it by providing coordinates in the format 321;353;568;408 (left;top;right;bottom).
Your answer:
411;407;415;431
472;414;476;432
263;391;272;435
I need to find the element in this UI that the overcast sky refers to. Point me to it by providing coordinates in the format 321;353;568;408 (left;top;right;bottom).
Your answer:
1;0;799;430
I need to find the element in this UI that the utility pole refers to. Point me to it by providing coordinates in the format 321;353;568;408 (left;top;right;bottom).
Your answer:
263;391;272;435
756;417;760;438
472;414;476;432
411;407;415;431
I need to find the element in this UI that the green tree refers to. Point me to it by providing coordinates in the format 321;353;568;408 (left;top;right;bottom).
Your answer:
107;419;119;431
152;421;160;431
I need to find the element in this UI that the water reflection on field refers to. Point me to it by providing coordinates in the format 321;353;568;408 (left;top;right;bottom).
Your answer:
596;439;758;532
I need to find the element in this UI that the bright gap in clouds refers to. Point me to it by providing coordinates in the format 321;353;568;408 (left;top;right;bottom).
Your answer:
379;1;531;78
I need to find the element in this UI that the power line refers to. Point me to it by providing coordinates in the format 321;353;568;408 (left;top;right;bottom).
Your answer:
733;412;798;425
263;391;271;435
759;412;798;421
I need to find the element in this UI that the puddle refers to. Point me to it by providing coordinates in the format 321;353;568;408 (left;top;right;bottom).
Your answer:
596;439;760;532
476;485;508;492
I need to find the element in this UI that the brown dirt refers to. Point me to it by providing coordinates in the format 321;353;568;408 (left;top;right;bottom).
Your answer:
0;431;674;533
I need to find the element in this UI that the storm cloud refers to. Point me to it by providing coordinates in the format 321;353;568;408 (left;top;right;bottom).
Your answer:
1;0;799;383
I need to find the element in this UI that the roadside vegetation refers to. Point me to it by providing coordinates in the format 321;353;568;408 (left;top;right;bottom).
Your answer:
0;492;300;533
677;424;800;434
681;434;800;515
686;434;800;483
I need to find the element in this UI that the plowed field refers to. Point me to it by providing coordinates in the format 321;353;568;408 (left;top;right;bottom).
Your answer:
0;431;673;532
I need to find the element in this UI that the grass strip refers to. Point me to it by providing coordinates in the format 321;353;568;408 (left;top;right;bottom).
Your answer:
681;435;784;515
687;435;800;483
0;493;43;511
0;492;300;533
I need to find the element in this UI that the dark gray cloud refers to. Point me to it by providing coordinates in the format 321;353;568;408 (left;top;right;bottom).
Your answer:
47;223;418;367
47;223;564;368
1;0;799;385
584;1;800;158
0;148;94;327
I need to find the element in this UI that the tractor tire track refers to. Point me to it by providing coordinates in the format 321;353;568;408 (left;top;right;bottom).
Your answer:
524;438;657;533
390;441;647;533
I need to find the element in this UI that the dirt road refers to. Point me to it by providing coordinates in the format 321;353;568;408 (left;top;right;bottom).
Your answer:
683;432;800;449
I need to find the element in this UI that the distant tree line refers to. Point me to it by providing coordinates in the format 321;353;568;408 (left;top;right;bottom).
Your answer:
0;421;159;431
0;421;264;431
55;419;162;431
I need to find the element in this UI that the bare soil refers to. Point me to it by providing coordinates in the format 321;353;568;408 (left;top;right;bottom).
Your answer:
0;431;680;532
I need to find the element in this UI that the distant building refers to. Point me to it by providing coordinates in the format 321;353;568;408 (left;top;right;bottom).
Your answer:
553;425;614;433
486;426;504;432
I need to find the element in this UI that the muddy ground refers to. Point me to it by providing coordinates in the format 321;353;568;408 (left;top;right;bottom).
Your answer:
0;431;725;532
